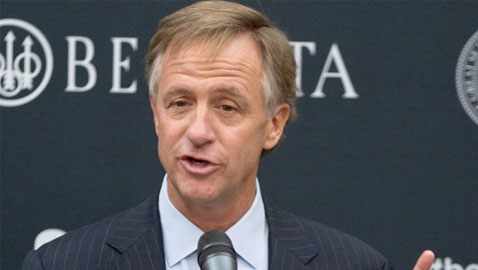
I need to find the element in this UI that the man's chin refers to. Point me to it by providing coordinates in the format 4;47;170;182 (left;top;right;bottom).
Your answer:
171;181;218;202
179;188;225;205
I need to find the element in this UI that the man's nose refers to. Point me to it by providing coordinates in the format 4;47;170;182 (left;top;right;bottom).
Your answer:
185;106;216;147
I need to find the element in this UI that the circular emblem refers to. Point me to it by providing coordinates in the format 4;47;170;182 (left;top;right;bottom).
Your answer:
0;18;53;107
456;30;478;126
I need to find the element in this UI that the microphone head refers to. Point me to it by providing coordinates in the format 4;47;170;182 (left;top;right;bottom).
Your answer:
197;230;237;269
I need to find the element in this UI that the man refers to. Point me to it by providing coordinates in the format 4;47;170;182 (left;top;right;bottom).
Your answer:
22;1;434;269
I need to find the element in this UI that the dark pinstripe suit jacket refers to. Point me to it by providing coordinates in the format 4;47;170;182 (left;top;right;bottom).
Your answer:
22;195;392;270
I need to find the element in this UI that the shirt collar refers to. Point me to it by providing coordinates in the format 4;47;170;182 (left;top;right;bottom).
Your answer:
159;175;203;268
225;179;268;269
158;174;268;269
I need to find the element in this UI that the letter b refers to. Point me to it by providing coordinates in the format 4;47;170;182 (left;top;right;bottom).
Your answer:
65;36;97;92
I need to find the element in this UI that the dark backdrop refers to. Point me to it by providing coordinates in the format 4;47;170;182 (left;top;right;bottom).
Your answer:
1;1;477;269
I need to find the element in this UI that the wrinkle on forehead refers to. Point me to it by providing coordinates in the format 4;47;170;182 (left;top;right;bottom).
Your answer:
162;34;263;77
159;62;261;101
162;57;261;80
165;32;260;60
159;35;264;94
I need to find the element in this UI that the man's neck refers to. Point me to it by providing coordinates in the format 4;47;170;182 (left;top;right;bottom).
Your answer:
167;181;256;232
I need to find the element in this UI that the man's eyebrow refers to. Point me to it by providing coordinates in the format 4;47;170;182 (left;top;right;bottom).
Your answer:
161;86;249;104
161;88;194;104
212;87;248;101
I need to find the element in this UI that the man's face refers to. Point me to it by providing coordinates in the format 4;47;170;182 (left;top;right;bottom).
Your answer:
150;34;289;208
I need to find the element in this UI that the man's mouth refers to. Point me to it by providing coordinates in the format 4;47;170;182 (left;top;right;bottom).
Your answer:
180;155;219;176
185;156;210;166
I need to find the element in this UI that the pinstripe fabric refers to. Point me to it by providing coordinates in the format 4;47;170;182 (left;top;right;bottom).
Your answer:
265;202;392;270
22;195;391;270
22;196;165;270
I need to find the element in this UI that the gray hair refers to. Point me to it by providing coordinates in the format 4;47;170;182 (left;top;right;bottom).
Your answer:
145;0;297;119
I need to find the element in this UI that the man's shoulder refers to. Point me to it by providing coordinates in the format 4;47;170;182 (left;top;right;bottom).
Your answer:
280;208;383;252
267;205;391;269
22;195;159;270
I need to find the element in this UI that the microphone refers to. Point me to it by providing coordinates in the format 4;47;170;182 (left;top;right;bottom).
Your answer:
197;230;237;270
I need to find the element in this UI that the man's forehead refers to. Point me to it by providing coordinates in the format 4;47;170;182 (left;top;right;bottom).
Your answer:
158;35;264;85
163;34;262;64
155;35;265;104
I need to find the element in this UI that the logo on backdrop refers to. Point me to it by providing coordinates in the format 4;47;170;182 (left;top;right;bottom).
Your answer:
456;30;478;127
0;19;357;107
34;228;65;250
0;19;53;107
432;257;478;270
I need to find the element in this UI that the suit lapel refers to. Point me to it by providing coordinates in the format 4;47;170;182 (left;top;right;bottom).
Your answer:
101;194;319;270
266;202;319;269
103;195;166;270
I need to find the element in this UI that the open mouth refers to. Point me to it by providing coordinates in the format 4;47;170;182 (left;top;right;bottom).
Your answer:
181;155;213;166
185;156;209;166
180;155;218;175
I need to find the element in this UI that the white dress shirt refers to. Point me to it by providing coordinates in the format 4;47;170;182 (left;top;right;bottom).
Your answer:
159;174;269;270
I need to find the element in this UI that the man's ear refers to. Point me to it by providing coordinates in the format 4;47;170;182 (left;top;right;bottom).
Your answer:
149;94;159;136
263;104;291;150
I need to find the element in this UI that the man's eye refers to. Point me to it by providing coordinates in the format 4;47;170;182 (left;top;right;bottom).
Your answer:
221;104;235;111
173;100;187;107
